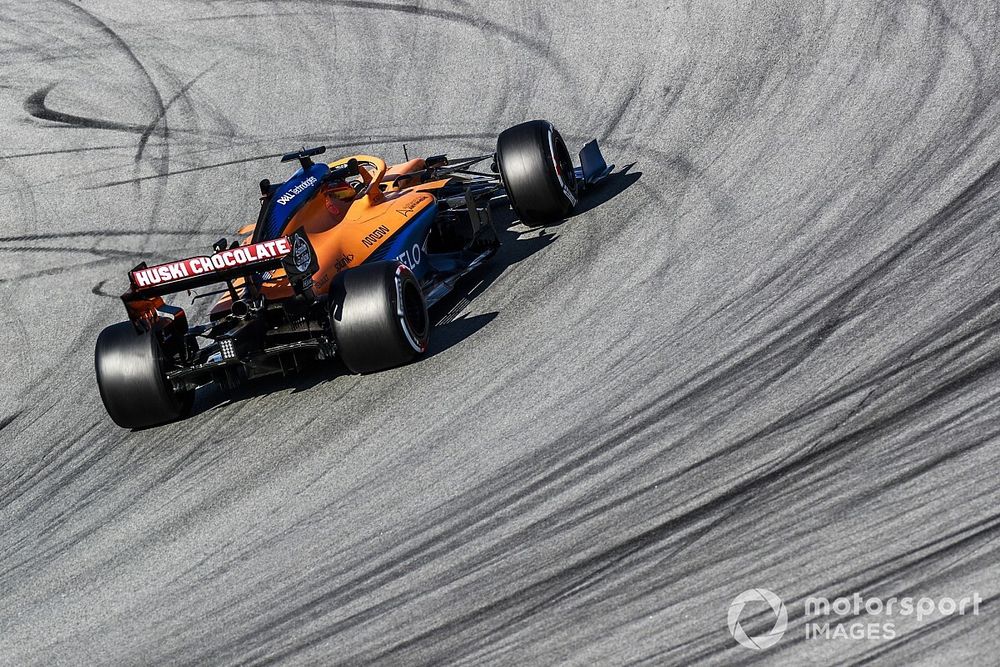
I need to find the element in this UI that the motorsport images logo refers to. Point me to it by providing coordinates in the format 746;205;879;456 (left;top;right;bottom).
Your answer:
727;588;983;649
727;588;788;650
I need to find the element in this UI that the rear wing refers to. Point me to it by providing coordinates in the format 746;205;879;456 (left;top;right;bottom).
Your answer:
121;232;319;330
125;236;295;300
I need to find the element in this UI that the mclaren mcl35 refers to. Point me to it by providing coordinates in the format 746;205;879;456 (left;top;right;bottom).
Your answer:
95;120;613;428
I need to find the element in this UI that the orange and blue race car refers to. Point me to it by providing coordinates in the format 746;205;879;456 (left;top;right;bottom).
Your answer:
94;120;613;429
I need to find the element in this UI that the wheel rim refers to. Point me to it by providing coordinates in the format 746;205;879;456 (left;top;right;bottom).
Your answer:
396;266;428;352
548;127;578;206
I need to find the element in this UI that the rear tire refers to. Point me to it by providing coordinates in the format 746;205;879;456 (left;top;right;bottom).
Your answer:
496;119;578;224
330;261;430;374
95;322;194;429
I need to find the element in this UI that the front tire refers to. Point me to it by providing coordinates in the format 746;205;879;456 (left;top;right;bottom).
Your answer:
496;119;578;224
95;322;194;429
329;261;430;374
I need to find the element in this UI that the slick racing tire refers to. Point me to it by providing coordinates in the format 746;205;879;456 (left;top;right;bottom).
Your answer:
496;119;578;224
330;261;430;374
95;322;194;429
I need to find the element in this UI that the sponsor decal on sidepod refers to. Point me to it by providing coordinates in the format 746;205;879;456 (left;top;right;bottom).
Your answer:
362;225;391;248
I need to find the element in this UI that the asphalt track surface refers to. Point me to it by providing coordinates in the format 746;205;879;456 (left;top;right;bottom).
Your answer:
2;1;1000;664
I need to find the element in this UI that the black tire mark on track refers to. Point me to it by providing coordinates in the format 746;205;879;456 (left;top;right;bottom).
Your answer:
601;70;645;141
242;0;579;83
0;245;173;257
86;131;497;188
0;412;20;432
0;249;190;283
0;229;217;242
23;84;152;134
135;61;218;162
91;279;117;298
21;86;231;144
39;0;174;258
50;0;168;157
0;143;133;160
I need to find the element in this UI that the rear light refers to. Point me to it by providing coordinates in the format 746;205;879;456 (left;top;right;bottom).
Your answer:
219;338;237;359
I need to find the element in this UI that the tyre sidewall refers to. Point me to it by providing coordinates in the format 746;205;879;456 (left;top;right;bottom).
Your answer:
95;322;192;429
330;261;429;374
497;120;577;224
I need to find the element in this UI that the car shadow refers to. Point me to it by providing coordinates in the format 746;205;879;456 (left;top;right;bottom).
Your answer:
424;311;499;359
183;163;640;420
520;163;642;229
571;163;641;218
427;162;642;320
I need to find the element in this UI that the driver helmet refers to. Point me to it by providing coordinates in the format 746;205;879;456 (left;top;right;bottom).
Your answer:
323;179;357;202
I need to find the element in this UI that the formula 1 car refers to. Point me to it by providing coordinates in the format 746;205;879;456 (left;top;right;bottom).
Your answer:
95;120;613;428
